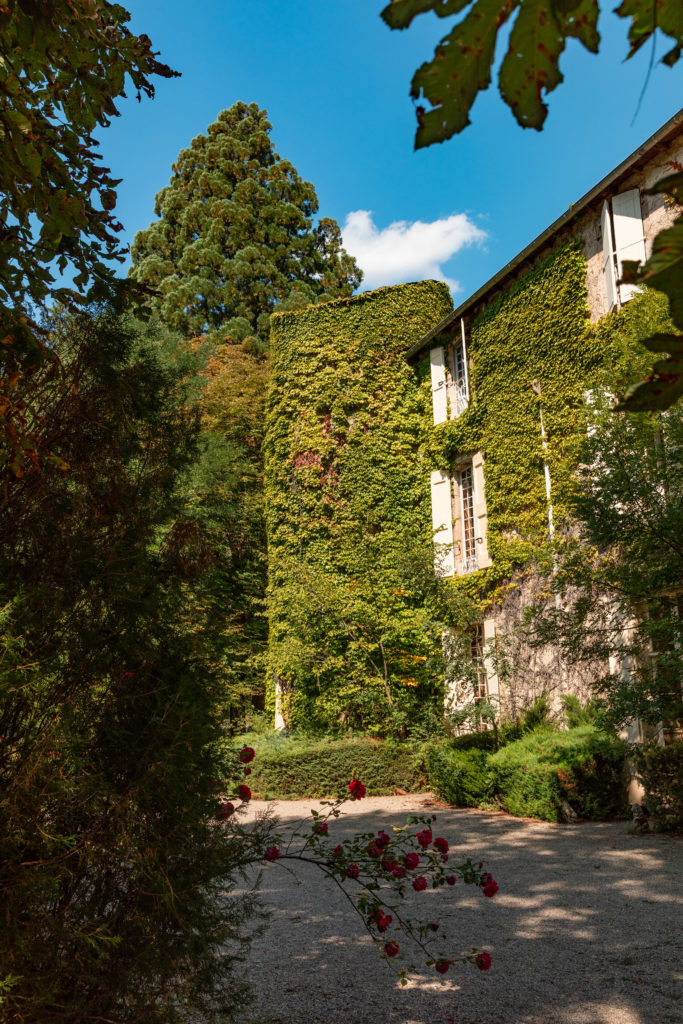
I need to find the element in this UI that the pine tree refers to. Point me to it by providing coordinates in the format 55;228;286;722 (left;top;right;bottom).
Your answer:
130;102;361;347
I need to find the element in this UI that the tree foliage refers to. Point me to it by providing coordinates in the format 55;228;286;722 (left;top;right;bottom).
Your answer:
130;102;362;348
0;306;269;1023
381;0;681;147
0;0;177;476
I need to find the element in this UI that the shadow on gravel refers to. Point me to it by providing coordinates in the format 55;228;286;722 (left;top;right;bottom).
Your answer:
239;799;683;1024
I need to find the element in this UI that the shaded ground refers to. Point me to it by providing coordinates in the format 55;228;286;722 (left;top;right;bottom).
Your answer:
237;795;682;1024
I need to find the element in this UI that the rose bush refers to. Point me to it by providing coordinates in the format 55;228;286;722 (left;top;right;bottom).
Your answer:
216;749;498;982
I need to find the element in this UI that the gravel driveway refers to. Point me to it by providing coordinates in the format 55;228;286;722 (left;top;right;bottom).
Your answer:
238;794;682;1024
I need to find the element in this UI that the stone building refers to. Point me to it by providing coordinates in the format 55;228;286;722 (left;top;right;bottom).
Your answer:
409;109;683;734
264;110;682;740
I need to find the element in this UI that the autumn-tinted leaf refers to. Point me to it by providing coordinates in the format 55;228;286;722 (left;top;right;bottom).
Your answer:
410;0;519;147
615;0;683;65
381;0;472;30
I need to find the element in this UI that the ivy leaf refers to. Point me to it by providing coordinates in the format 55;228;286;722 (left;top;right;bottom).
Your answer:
615;0;683;65
410;0;519;147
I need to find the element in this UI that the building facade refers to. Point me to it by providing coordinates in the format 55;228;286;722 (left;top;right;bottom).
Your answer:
409;110;683;737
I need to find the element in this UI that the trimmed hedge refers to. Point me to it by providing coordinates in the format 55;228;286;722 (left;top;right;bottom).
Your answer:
632;740;683;831
489;726;627;822
426;726;627;822
247;737;427;799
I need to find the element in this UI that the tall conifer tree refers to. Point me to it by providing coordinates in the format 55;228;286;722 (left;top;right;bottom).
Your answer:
130;101;361;348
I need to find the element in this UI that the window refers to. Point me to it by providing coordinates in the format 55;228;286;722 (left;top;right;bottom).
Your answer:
601;188;646;311
449;318;469;417
459;464;478;573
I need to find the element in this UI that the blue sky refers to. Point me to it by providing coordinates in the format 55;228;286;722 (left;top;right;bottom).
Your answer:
98;0;682;302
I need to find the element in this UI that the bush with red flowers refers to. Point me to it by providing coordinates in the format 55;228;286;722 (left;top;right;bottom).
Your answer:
416;828;432;848
218;756;497;986
348;778;367;799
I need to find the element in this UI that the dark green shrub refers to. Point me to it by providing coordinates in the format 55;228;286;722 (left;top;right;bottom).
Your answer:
561;694;600;728
248;737;427;798
632;741;683;831
451;730;499;752
426;744;493;807
490;726;627;822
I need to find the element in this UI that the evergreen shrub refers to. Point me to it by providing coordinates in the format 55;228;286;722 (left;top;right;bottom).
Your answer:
426;743;493;807
489;726;627;822
632;741;683;830
247;737;427;798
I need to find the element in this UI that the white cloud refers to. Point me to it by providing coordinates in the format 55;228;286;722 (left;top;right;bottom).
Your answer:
341;210;486;294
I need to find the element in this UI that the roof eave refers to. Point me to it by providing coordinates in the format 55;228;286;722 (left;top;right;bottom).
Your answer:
406;107;683;360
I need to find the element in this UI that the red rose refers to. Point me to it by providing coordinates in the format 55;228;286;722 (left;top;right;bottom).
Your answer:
243;765;252;775
381;857;397;873
416;829;432;848
435;959;449;974
483;880;499;898
433;837;449;855
332;844;344;858
377;913;393;933
475;952;492;971
217;801;234;819
412;876;428;892
404;852;420;870
348;779;366;799
264;846;280;862
313;822;328;835
384;941;399;958
445;875;457;886
479;871;493;888
367;841;381;859
376;830;391;849
392;864;406;879
346;863;359;880
239;746;255;763
237;784;251;802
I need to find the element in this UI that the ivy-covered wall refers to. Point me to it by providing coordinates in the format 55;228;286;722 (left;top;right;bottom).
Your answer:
264;281;453;732
423;241;598;593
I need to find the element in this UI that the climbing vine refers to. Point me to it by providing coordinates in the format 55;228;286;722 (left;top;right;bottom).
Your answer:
264;282;453;733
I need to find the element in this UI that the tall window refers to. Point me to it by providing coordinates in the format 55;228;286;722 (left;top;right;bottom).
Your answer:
460;464;478;573
451;338;469;417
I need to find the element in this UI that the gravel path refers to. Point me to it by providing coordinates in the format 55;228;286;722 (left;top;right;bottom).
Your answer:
237;795;682;1024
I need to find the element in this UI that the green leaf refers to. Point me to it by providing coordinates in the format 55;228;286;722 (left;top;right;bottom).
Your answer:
381;0;472;30
498;0;567;129
410;0;519;147
615;0;683;65
615;333;683;411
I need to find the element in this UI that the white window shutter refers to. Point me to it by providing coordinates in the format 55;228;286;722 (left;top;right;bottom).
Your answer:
430;470;455;577
601;201;617;312
483;618;499;699
430;346;448;425
472;451;492;569
612;189;646;304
